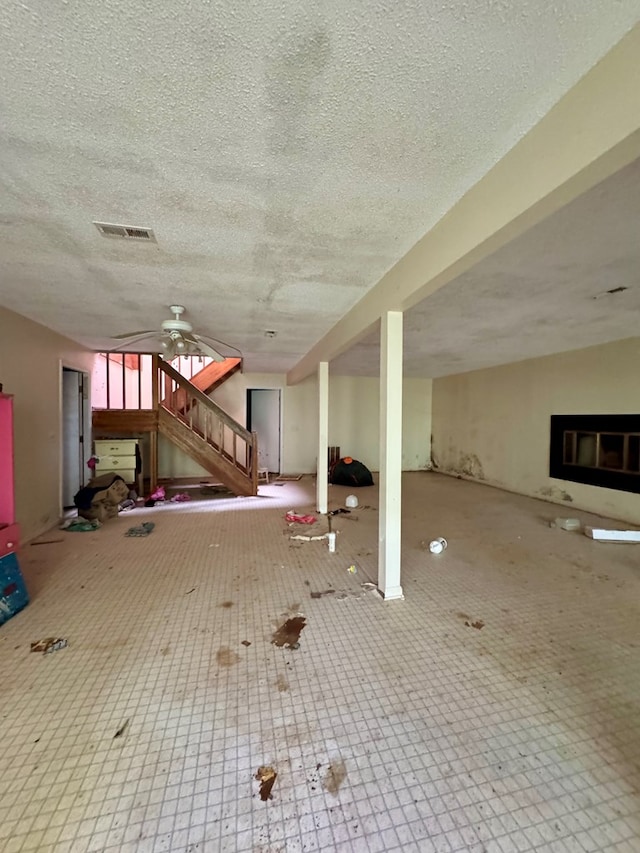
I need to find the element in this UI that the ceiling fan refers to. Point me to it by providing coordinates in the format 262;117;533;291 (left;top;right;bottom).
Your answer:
110;305;241;362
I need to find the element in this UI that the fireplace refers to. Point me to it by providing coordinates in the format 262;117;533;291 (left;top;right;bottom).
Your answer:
549;414;640;494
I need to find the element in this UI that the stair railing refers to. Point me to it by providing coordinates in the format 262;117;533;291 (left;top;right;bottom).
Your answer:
158;359;257;489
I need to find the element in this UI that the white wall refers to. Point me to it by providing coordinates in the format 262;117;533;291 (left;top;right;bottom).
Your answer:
432;337;640;523
329;375;432;472
0;306;95;542
158;370;432;478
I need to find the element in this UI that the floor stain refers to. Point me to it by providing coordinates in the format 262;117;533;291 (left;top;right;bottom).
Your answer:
456;612;471;620
275;674;290;692
160;646;170;656
219;600;234;609
323;760;347;795
255;765;277;801
271;616;306;649
310;589;335;599
216;647;240;667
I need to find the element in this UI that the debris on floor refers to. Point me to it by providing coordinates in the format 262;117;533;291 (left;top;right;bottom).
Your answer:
271;616;306;649
552;517;581;531
30;637;68;655
347;563;357;574
328;508;351;516
118;499;136;512
285;511;317;524
144;485;166;507
330;457;374;487
428;537;448;554
113;718;130;739
310;588;365;601
30;538;64;546
327;531;336;552
310;589;336;599
585;527;640;543
75;473;130;522
61;518;101;533
241;640;251;647
200;483;233;496
255;765;277;801
185;587;196;595
125;522;155;538
290;533;327;542
170;492;191;502
465;619;485;630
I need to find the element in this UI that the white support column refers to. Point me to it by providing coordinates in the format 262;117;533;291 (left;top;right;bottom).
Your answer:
378;311;404;600
316;361;329;514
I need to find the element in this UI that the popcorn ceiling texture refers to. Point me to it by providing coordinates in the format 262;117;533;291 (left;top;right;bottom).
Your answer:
0;2;638;371
332;158;640;377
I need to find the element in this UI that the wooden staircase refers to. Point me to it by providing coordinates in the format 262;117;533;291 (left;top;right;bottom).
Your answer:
158;360;257;496
92;354;258;497
162;357;242;414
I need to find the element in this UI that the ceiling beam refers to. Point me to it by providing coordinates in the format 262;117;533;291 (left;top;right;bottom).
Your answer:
287;24;640;385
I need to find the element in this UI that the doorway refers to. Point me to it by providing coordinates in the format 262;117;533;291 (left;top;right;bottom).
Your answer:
62;367;90;508
246;389;281;475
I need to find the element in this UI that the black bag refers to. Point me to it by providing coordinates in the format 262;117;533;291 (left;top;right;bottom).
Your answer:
329;458;374;487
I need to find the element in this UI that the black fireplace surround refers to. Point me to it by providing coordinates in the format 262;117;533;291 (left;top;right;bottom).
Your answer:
549;414;640;495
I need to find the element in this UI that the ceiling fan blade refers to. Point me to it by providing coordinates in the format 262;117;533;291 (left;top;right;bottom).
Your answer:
111;330;156;340
108;334;159;352
195;333;243;358
192;335;225;362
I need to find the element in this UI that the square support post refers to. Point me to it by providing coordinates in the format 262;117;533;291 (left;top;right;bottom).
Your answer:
317;361;329;514
378;312;404;599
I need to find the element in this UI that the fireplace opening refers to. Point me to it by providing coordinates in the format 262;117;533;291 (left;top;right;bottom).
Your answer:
550;415;640;494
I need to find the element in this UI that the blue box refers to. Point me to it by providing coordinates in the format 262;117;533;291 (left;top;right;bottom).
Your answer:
0;552;29;626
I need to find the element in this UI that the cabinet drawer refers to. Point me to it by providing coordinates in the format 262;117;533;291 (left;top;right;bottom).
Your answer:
95;455;136;471
0;523;19;558
94;439;138;457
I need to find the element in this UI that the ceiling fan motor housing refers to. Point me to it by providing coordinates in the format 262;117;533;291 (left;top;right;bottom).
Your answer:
161;318;193;335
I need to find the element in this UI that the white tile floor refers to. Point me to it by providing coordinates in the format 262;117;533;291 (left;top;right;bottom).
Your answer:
1;473;639;852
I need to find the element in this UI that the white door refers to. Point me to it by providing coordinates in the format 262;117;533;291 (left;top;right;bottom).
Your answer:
62;369;86;507
248;389;281;474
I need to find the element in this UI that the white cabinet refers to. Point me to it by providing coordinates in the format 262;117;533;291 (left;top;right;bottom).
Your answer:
94;439;138;485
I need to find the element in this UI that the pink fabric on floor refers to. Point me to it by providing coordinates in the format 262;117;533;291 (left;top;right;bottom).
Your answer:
285;512;317;524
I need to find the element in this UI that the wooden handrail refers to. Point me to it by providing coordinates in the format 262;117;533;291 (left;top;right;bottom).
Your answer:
158;359;252;442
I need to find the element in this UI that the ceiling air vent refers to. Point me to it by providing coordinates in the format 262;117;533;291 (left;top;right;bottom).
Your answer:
93;222;156;242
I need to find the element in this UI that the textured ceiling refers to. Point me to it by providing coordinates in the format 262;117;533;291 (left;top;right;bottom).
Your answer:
0;2;638;371
331;157;640;377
